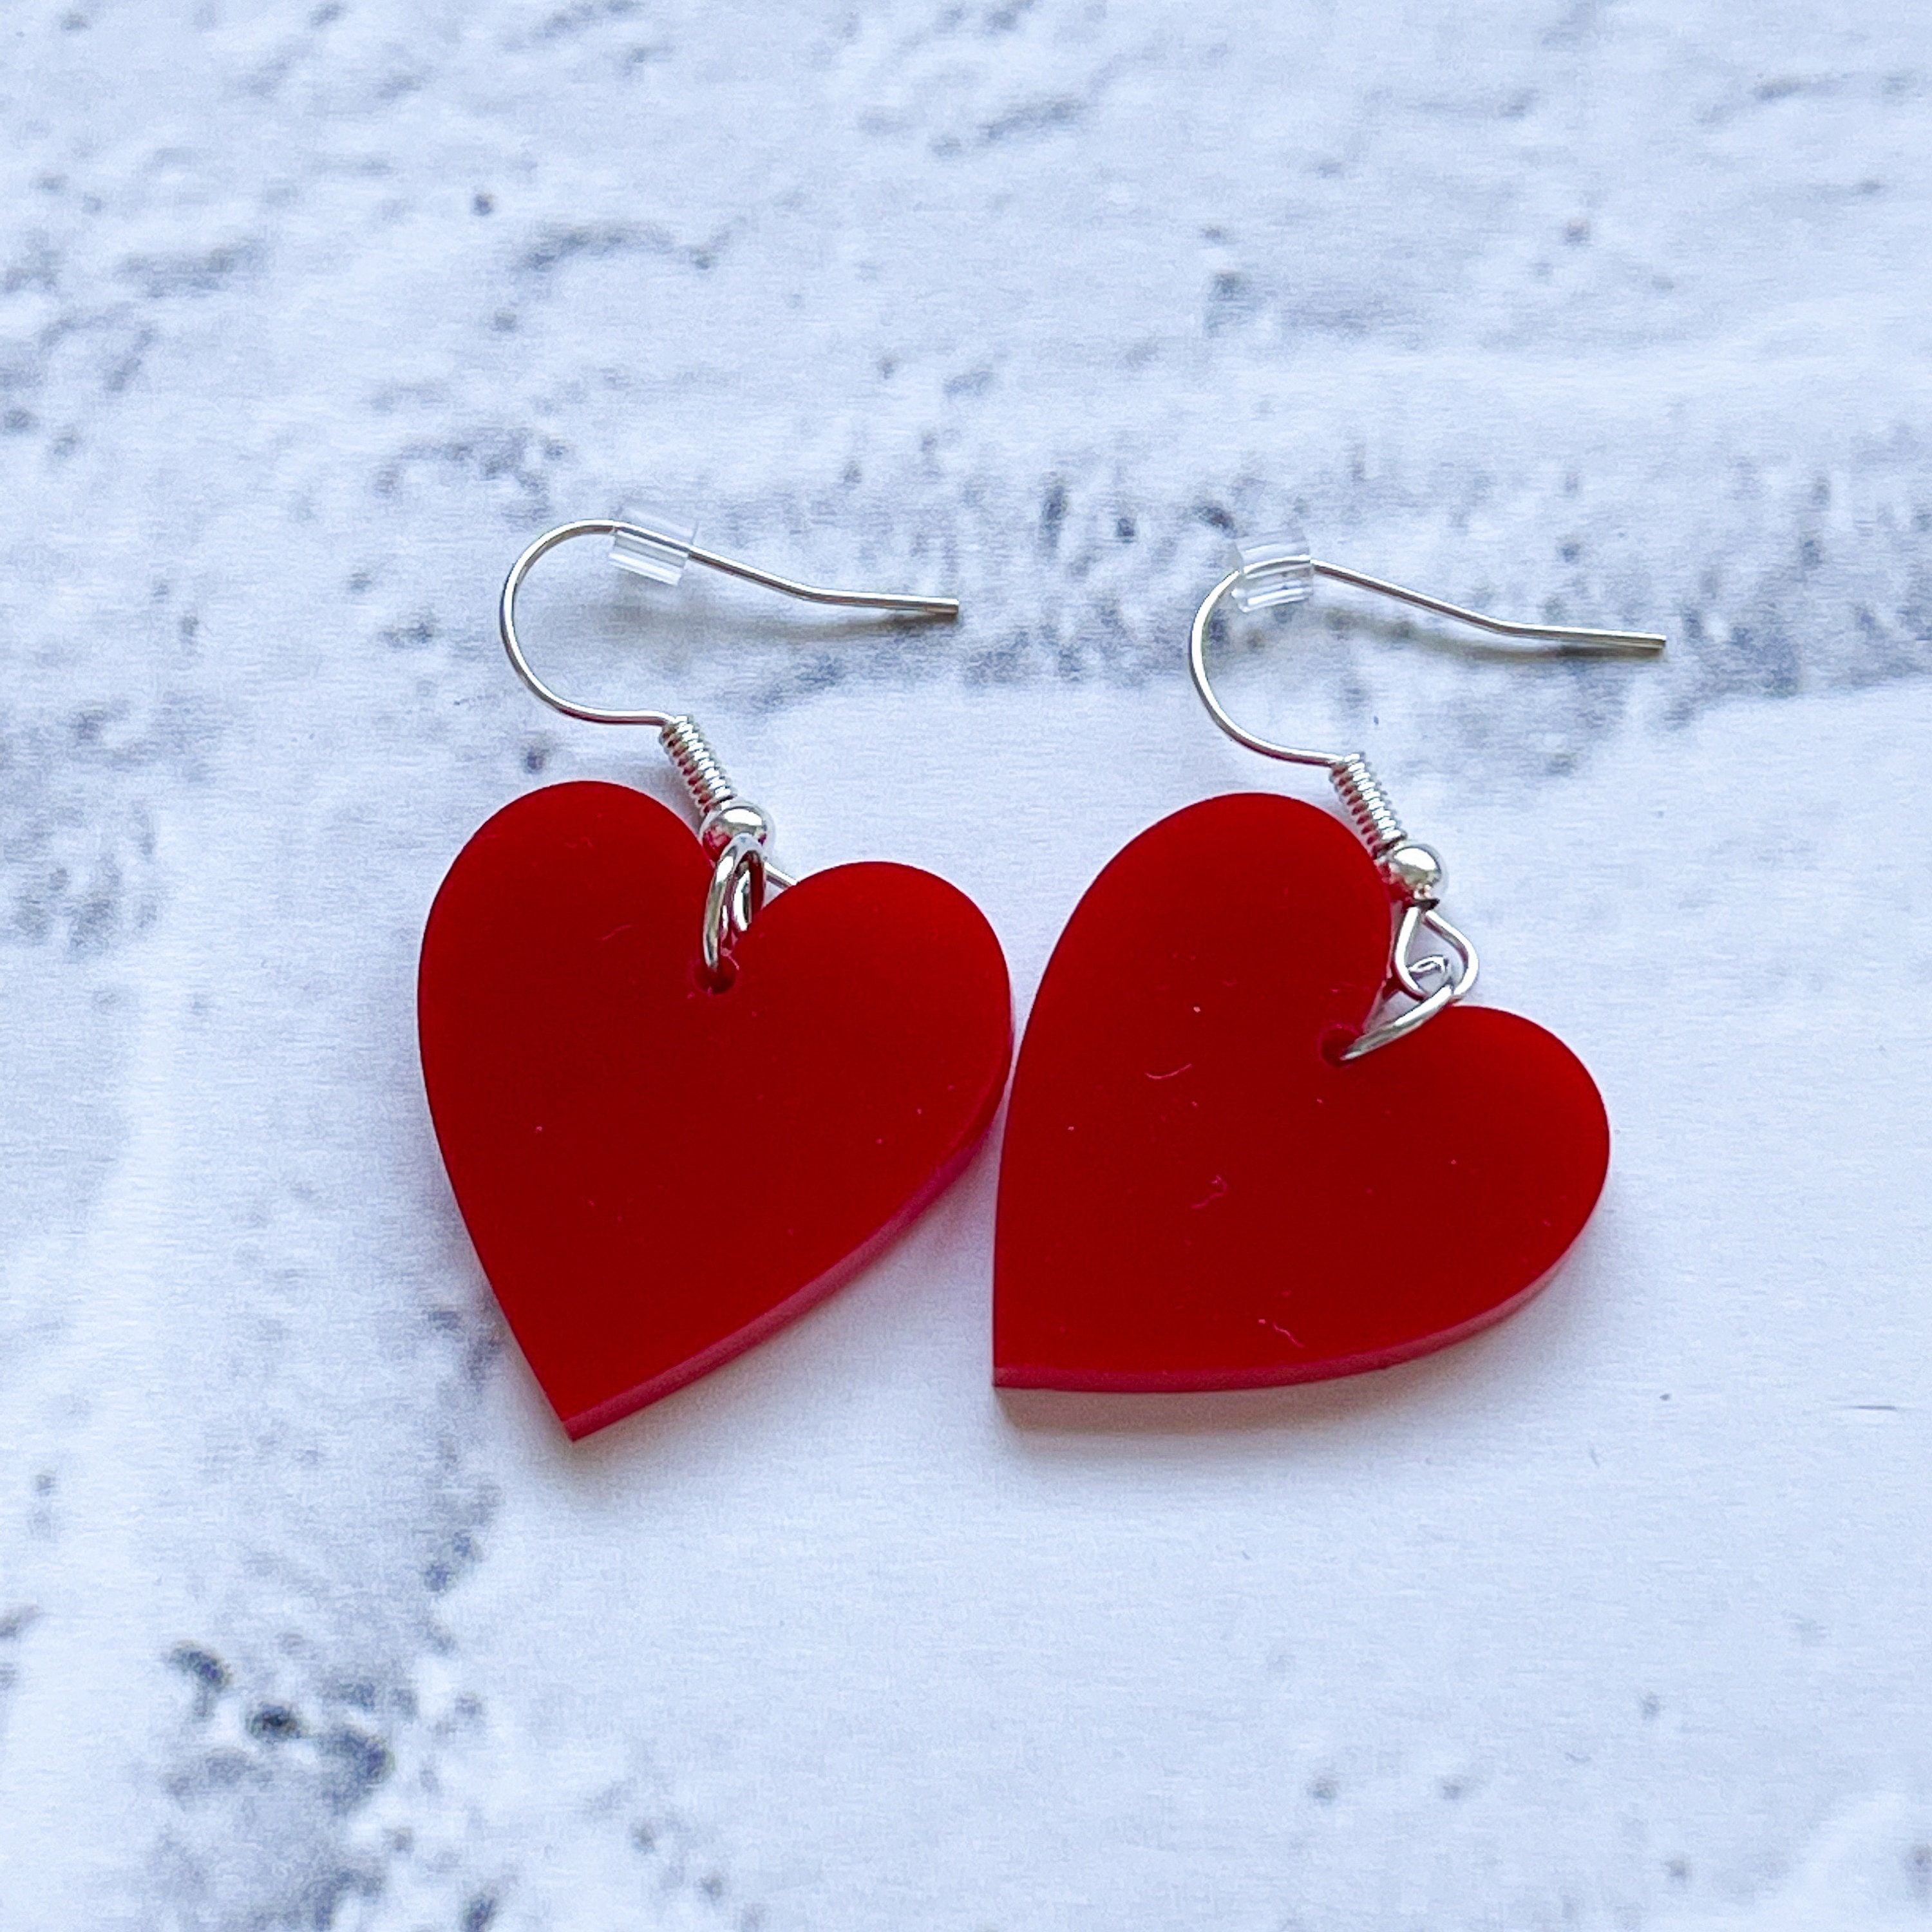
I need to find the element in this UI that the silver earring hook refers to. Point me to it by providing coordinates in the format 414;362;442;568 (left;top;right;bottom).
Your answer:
498;511;958;980
1189;526;1665;1060
499;515;958;727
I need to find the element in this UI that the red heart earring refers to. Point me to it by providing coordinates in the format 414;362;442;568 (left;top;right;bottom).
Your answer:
995;526;1664;1393
420;513;1012;1439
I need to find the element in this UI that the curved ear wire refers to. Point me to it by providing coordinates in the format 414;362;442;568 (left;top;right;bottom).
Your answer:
1189;526;1665;1059
496;512;958;967
1189;526;1664;770
499;515;957;728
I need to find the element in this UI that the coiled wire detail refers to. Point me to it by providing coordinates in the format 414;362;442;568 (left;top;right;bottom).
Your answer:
659;715;738;823
1329;753;1406;857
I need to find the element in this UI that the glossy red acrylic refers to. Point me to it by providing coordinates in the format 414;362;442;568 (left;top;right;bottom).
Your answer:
421;782;1012;1437
994;793;1610;1390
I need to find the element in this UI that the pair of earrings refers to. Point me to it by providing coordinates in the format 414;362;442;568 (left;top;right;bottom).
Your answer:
418;510;1662;1439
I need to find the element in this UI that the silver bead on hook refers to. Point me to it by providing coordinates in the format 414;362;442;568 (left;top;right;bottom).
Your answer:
1188;521;1663;1059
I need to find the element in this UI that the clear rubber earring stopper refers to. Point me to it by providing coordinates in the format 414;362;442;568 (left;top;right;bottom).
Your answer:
1229;524;1316;612
609;510;697;585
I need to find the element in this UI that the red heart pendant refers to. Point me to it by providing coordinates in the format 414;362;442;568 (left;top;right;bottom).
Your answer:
421;781;1012;1437
994;793;1609;1391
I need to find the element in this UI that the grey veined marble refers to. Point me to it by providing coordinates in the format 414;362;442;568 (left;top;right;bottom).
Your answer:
3;3;1931;1929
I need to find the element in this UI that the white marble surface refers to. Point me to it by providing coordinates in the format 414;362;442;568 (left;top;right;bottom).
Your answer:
3;2;1931;1927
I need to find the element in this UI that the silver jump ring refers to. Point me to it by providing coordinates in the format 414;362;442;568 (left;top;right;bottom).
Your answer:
701;833;768;983
1342;905;1479;1061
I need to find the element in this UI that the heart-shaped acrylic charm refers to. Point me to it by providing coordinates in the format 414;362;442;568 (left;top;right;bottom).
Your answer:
994;793;1609;1391
421;781;1012;1437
